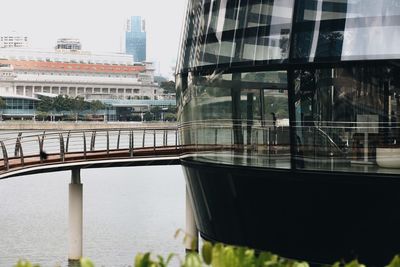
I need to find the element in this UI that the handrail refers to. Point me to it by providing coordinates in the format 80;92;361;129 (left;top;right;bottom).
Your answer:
59;133;65;162
14;132;22;157
106;131;110;156
83;131;87;159
1;141;9;170
0;127;183;176
117;130;121;149
90;131;96;151
66;131;71;153
129;130;134;157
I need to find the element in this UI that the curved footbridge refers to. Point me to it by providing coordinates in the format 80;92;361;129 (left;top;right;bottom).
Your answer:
0;126;198;260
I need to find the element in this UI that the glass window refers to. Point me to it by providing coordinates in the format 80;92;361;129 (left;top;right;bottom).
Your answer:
292;0;400;61
178;70;290;168
293;63;400;174
177;0;295;72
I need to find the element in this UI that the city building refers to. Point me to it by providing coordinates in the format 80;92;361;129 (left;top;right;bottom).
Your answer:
0;39;167;120
55;38;82;51
177;0;400;266
0;32;29;48
125;16;146;62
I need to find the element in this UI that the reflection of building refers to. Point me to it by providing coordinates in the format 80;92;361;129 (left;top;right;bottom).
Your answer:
125;16;146;62
177;0;400;266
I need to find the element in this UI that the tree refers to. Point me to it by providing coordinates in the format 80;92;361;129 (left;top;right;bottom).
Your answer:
53;95;71;112
164;113;176;121
143;111;154;121
37;96;54;113
150;106;162;120
71;96;86;121
0;97;6;110
160;81;176;94
90;100;106;114
0;97;6;121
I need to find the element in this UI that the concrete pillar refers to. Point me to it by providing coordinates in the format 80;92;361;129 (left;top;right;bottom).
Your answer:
69;168;83;260
185;186;198;252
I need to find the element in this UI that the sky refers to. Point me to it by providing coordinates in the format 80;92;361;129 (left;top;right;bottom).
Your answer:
0;0;188;78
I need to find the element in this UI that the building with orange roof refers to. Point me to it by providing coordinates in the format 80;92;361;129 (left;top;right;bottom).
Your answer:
0;39;174;120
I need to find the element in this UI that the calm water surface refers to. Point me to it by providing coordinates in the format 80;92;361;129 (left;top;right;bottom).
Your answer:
0;165;186;267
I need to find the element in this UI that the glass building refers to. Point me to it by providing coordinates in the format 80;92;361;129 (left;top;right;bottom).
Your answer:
125;16;147;62
176;0;400;265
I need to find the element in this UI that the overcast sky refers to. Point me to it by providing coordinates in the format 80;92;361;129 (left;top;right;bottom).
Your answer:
0;0;188;78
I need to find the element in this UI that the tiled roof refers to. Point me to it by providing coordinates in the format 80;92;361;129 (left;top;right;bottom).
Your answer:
0;59;146;74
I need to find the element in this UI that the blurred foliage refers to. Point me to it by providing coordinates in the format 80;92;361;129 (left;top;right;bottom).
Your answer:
12;241;400;267
160;81;176;94
37;95;107;115
0;96;6;110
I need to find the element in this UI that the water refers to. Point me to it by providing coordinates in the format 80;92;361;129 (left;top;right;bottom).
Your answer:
0;165;186;267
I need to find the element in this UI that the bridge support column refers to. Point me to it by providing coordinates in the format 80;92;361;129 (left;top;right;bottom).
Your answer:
69;168;83;261
185;186;198;252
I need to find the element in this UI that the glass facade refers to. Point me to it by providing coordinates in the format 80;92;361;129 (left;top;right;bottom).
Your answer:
176;0;400;174
1;97;37;116
125;16;147;62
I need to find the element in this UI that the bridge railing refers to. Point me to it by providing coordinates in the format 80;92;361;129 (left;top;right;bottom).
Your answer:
0;127;179;171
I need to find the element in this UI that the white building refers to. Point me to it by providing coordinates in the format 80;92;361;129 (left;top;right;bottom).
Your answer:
55;38;82;51
0;32;29;48
0;45;161;101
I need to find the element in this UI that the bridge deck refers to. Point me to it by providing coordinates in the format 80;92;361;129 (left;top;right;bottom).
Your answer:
0;128;183;179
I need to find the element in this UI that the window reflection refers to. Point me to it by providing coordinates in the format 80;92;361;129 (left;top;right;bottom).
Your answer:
294;64;400;173
178;70;290;168
177;0;295;70
293;0;400;61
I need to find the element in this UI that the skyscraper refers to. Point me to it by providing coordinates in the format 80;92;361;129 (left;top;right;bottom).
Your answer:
125;16;146;62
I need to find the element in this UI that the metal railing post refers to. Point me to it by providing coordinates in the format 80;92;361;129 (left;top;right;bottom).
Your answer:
90;131;96;151
83;132;87;159
153;130;156;153
19;141;24;167
175;128;178;150
38;136;44;163
59;133;65;162
117;130;121;149
129;130;134;157
142;130;146;147
1;141;9;170
214;128;218;145
106;131;110;156
66;130;71;153
14;132;22;157
163;130;166;146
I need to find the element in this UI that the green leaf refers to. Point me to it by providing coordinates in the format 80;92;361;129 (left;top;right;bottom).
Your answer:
223;246;239;267
211;243;224;267
15;260;33;267
201;241;213;265
387;255;400;267
165;253;176;266
182;253;202;267
293;261;310;267
80;258;95;267
135;253;152;267
344;259;366;267
135;253;145;267
243;248;256;267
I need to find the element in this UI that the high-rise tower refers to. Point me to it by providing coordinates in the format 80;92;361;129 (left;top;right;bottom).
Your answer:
125;16;146;62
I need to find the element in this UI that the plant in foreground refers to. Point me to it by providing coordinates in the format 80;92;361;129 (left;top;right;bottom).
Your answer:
13;243;400;267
